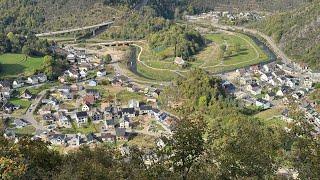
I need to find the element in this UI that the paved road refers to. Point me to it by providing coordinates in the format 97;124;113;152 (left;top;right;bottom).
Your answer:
36;21;114;37
23;90;48;130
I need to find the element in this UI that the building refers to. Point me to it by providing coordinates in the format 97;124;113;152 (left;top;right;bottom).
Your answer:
75;112;89;126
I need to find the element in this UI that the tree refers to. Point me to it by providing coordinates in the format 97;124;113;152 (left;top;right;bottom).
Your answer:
165;113;206;180
43;55;54;78
103;54;112;64
22;45;31;57
209;117;282;179
6;32;14;41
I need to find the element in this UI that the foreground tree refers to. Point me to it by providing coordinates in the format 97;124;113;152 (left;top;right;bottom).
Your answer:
165;113;206;180
209;117;282;179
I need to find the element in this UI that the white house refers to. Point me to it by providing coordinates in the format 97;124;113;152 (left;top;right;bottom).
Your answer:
82;104;90;112
27;76;39;85
256;99;271;109
80;69;87;78
88;80;97;87
276;89;284;97
67;54;76;63
260;73;269;82
36;74;47;83
97;70;107;77
12;80;24;89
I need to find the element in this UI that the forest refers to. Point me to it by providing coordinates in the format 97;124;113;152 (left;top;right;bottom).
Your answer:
253;0;320;70
1;69;319;179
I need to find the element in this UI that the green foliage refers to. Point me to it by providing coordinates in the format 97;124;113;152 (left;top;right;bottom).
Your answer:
148;25;205;59
102;7;170;40
254;0;320;70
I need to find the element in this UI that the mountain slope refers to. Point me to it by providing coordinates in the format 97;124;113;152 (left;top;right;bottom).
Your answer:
254;0;320;70
0;0;123;33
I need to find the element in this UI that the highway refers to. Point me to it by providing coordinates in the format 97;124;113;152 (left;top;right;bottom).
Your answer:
36;21;114;37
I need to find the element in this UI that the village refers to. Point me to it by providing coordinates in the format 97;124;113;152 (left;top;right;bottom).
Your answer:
223;61;320;131
1;46;174;149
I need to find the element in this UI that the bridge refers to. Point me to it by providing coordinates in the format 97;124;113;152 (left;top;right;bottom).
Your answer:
98;40;136;47
35;21;114;37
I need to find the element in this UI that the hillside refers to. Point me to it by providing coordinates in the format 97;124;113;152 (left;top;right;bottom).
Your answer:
254;0;320;70
0;0;124;34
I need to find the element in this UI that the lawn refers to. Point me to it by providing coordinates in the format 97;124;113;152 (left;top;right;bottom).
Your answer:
255;107;284;120
116;90;145;104
9;98;31;116
128;134;156;149
134;31;269;81
60;121;102;134
0;53;44;78
199;33;269;73
15;126;36;135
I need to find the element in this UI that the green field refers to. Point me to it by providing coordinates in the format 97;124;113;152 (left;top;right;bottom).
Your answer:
0;53;44;78
199;33;269;73
135;31;269;82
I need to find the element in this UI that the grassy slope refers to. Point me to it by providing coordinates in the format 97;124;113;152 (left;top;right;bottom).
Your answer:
0;54;44;78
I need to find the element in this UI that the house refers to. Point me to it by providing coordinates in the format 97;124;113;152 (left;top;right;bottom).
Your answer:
20;89;33;99
152;108;161;117
3;103;20;114
97;69;107;77
65;134;80;147
276;89;284;97
61;92;74;101
88;80;97;87
82;104;90;112
115;128;127;140
0;87;11;101
119;116;130;129
58;113;71;128
91;111;104;122
139;105;153;115
36;74;47;83
157;112;168;122
67;54;76;63
75;112;89;126
246;83;261;95
13;119;29;128
260;73;269;82
49;134;66;146
83;95;96;105
12;79;24;88
86;89;100;99
80;69;87;78
128;99;139;109
174;57;186;67
262;64;270;73
256;98;271;109
101;133;115;143
42;114;56;124
122;108;136;117
26;76;38;85
58;85;71;94
105;118;115;129
222;81;236;94
0;80;11;88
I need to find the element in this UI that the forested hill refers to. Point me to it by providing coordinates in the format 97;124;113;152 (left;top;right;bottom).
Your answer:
0;0;311;34
254;0;320;70
0;0;125;34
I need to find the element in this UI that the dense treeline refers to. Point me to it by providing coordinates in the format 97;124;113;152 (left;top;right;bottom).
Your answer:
0;0;120;34
103;8;170;40
1;69;319;179
148;25;205;59
253;0;320;70
0;32;50;56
